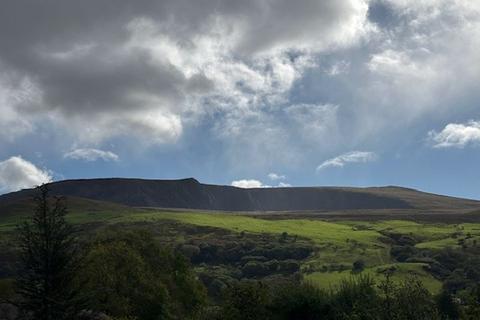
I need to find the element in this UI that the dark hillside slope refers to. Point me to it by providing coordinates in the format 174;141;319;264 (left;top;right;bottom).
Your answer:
362;186;480;211
0;193;138;219
1;178;479;213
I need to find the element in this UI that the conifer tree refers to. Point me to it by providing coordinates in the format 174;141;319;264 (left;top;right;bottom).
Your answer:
15;185;83;320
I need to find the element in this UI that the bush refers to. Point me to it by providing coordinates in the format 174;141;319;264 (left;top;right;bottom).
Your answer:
179;244;200;259
436;290;460;320
352;260;365;273
391;245;417;262
379;275;440;320
332;275;380;319
222;281;271;320
278;260;300;273
279;232;288;243
270;282;331;319
242;261;270;277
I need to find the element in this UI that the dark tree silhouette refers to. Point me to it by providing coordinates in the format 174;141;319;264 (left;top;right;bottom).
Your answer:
15;185;83;320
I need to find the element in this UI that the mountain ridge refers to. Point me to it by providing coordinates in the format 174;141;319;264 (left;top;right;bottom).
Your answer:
1;178;479;213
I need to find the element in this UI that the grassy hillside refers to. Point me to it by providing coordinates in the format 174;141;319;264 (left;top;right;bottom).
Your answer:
305;263;442;292
52;209;476;293
0;196;144;232
2;203;480;293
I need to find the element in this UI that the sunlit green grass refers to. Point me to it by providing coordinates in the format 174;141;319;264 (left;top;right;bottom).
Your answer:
111;211;477;293
111;211;391;265
338;219;480;249
120;212;380;245
2;208;480;293
305;263;442;293
3;209;480;262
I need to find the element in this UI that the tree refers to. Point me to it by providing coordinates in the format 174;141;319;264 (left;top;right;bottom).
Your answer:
332;275;380;319
80;239;170;319
461;285;480;319
279;232;288;243
222;281;271;320
270;282;331;320
15;185;83;320
78;229;207;319
379;275;440;320
436;290;459;320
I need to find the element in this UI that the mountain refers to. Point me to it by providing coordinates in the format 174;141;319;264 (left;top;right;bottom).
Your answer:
1;178;479;214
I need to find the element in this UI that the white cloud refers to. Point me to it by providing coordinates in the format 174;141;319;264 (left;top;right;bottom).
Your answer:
364;0;480;113
231;179;292;188
0;156;52;193
428;120;480;148
285;104;339;142
325;60;351;75
367;49;429;79
231;179;269;188
216;103;340;171
268;173;286;181
278;182;292;187
64;148;119;162
316;151;377;171
0;75;40;141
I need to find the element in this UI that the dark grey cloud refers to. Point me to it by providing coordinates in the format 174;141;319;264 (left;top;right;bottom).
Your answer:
0;1;214;114
4;0;478;172
35;49;190;114
0;0;370;145
367;0;400;28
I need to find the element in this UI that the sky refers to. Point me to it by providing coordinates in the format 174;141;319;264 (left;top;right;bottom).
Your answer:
0;0;480;199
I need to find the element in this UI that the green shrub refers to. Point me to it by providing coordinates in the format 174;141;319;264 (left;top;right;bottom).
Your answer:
270;282;331;320
222;281;271;320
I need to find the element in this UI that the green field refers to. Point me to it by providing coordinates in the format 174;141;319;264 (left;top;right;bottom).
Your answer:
107;210;480;293
305;263;442;293
2;208;480;293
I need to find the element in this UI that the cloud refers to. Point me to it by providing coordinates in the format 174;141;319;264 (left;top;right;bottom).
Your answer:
216;103;340;171
0;0;371;146
231;179;292;188
363;0;480;114
277;182;292;187
268;173;286;181
1;0;479;174
330;0;480;149
428;121;480;148
285;104;340;143
64;148;119;162
316;151;377;171
0;75;39;141
231;179;269;188
0;156;52;193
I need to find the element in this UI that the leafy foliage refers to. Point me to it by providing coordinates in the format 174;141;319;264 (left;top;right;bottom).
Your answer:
218;275;456;320
221;281;271;320
78;229;206;320
269;282;331;320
